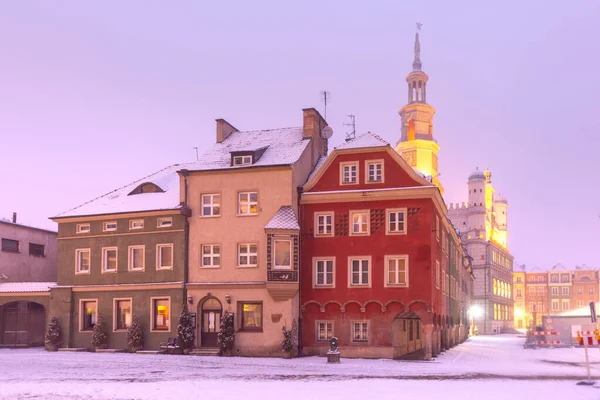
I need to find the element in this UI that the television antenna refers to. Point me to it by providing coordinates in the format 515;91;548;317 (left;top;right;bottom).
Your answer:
344;114;356;142
320;90;331;120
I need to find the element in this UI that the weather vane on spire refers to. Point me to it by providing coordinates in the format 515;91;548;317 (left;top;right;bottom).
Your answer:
416;22;423;31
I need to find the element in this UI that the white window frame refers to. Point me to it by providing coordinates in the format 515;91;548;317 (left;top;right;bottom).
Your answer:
79;298;98;332
351;321;369;342
157;217;172;228
233;155;252;166
561;287;569;295
314;212;334;237
75;248;91;275
201;244;221;268
537;287;544;295
201;193;221;217
101;247;118;273
435;216;440;241
237;243;258;268
156;244;174;270
316;321;334;342
436;260;440;289
577;301;583;308
528;287;535;295
339;161;359;185
551;287;559;295
150;296;171;333
128;245;145;271
348;256;371;288
386;208;407;235
129;219;144;230
113;297;133;332
238;192;258;216
103;221;117;232
561;301;569;311
349;210;370;236
365;160;384;183
313;257;335;288
551;300;559;311
385;255;409;287
273;239;292;270
76;224;90;234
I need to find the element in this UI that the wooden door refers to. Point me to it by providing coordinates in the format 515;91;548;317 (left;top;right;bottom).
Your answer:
200;298;222;347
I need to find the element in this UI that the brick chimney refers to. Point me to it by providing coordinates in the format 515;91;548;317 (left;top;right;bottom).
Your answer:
302;108;329;167
216;119;238;143
12;212;16;224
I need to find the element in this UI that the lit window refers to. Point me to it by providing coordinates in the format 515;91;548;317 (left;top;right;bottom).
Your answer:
314;259;334;287
386;256;408;287
349;258;370;286
551;300;559;311
76;249;91;274
152;298;170;331
114;299;132;331
233;155;252;166
315;213;334;237
128;246;145;271
274;240;291;269
316;321;333;341
366;161;383;182
352;321;368;342
201;244;220;268
240;302;262;331
387;209;406;234
157;217;172;228
103;222;117;232
340;162;358;184
201;193;221;217
80;300;97;331
157;244;173;270
102;247;118;273
238;243;257;267
129;220;144;230
589;287;595;294
350;211;369;235
76;224;90;234
238;192;258;215
562;301;569;311
529;287;535;295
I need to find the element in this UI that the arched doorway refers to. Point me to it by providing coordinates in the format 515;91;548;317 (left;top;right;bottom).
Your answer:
199;298;222;347
1;301;46;346
391;311;423;359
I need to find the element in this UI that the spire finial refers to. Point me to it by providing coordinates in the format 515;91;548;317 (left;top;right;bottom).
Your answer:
413;23;422;71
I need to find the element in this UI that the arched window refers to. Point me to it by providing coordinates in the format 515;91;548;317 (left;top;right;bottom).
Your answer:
128;182;164;195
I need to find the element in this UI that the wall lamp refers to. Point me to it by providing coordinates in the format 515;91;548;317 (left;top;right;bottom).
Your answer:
187;295;193;305
225;294;232;304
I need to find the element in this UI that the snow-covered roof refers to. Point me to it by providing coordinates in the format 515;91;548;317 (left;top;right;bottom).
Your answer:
555;302;600;317
185;127;310;172
265;206;300;230
307;156;327;182
53;164;186;218
0;282;56;293
334;132;388;150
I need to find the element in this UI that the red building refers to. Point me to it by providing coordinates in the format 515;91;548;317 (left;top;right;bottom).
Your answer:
299;134;472;360
524;268;548;326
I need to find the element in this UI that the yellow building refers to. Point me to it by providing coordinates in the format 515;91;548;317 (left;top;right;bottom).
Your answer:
513;268;527;330
183;109;328;356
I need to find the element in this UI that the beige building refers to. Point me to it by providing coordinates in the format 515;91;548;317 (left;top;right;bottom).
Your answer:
183;108;328;356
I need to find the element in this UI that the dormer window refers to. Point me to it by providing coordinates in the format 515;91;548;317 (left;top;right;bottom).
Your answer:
230;147;268;167
233;155;253;166
128;182;164;195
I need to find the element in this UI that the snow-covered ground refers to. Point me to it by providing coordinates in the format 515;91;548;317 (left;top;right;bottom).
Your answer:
1;335;600;399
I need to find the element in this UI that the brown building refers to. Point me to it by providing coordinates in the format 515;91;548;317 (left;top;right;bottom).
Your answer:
572;269;598;309
48;164;188;350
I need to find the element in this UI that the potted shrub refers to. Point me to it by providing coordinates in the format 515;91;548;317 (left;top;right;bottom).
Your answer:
127;315;143;352
44;317;61;351
177;304;195;354
217;311;235;356
281;319;297;359
91;315;108;350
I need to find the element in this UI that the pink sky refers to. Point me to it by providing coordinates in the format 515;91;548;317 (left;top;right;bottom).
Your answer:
0;1;598;269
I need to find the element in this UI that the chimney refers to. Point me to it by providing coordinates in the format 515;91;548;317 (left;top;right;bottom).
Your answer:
216;119;238;143
12;212;16;224
302;108;329;167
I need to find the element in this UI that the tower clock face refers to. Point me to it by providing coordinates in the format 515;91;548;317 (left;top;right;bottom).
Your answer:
404;150;416;166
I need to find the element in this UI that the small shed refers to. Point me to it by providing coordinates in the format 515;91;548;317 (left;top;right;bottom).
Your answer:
542;302;600;347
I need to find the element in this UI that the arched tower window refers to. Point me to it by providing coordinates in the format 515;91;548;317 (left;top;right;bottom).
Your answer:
128;182;164;195
407;119;416;141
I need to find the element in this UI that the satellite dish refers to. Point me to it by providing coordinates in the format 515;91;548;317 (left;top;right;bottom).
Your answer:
321;126;333;139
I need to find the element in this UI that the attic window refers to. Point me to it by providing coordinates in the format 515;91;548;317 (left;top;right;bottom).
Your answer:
233;155;253;166
128;183;164;196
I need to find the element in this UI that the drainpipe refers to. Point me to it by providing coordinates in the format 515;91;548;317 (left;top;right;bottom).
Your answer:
296;185;303;356
181;170;190;307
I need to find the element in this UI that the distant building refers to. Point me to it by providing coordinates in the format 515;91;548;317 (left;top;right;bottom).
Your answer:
513;267;526;329
523;267;549;326
572;269;598;309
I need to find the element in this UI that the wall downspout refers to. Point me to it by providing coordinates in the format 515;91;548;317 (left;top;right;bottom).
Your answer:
296;185;303;356
181;170;190;308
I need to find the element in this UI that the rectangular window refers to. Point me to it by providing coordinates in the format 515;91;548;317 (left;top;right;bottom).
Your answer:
366;160;383;183
29;243;45;257
238;192;258;215
75;249;91;274
436;260;440;289
550;275;558;283
315;213;334;237
551;287;559;295
233;155;252;166
349;257;370;286
562;301;569;311
102;247;118;273
274;240;291;269
201;244;221;268
561;274;570;283
103;221;117;232
1;238;19;253
529;302;535;312
537;276;543;282
577;287;583;294
577;301;583;308
561;287;569;295
237;243;257;267
129;219;144;230
516;289;522;298
538;302;544;312
152;298;170;331
537;287;544;295
340;162;358;184
316;321;333;341
387;209;407;234
386;256;408;287
435;216;440;241
528;287;535;295
128;246;145;271
76;224;90;234
157;244;173;270
589;287;595;294
551;300;559;311
114;299;132;331
80;300;97;331
516;276;522;283
201;194;221;217
240;302;262;331
352;321;368;342
157;217;172;228
528;276;534;282
350;210;369;235
314;258;334;287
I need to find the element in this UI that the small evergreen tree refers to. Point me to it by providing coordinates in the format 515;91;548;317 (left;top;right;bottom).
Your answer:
44;317;61;350
217;311;235;355
91;315;108;349
281;319;297;353
177;303;195;350
127;315;143;350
